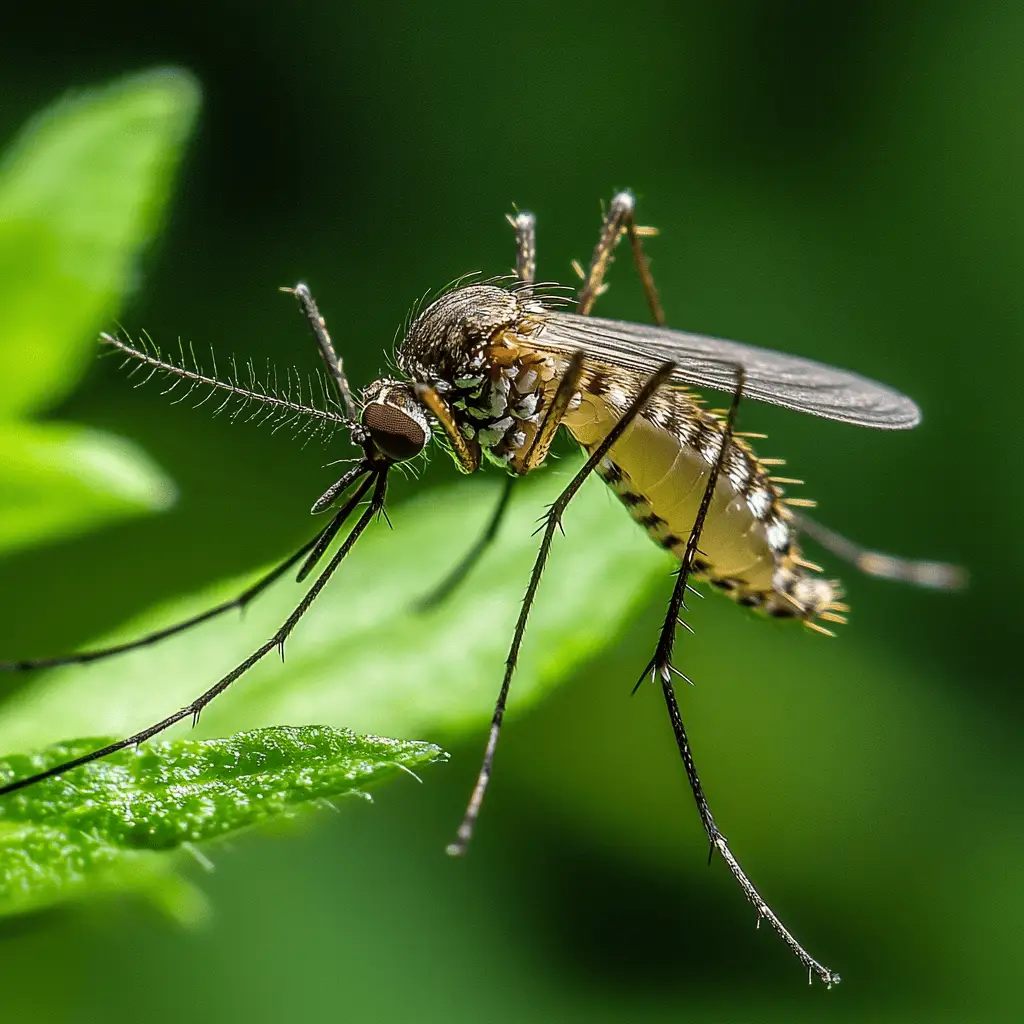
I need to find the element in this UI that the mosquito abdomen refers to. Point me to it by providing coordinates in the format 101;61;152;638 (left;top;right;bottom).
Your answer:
563;382;841;625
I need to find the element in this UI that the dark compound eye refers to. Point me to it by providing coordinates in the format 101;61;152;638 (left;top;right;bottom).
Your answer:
362;401;427;462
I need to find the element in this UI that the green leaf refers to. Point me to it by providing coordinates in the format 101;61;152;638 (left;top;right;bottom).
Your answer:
0;69;198;553
0;463;668;752
0;725;445;919
0;421;176;556
0;68;200;418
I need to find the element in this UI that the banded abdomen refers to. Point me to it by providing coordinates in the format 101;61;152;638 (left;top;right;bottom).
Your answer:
561;381;841;625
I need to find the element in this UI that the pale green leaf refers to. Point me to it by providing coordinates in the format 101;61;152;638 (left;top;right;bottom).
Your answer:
0;421;176;556
0;67;200;417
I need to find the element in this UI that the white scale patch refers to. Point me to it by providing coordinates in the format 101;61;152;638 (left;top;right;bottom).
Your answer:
765;518;791;553
746;486;772;519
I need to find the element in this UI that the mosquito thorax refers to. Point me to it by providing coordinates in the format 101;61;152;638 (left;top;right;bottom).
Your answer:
398;284;563;469
399;285;537;380
360;378;430;463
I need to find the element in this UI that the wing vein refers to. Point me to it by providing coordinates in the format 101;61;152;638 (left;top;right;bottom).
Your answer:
537;311;920;429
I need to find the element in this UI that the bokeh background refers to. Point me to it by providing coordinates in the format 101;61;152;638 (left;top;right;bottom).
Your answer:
1;2;1021;1021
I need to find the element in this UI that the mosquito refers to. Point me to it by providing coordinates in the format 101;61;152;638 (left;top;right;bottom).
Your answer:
0;192;963;985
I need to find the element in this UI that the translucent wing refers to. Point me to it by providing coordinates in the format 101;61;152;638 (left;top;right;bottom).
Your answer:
537;311;920;429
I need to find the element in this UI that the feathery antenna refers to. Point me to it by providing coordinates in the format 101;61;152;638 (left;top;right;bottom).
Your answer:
101;332;355;445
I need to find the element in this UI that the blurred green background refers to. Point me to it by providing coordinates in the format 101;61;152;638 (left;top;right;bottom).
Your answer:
1;1;1021;1021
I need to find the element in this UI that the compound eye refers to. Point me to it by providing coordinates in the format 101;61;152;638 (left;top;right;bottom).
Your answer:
362;401;427;462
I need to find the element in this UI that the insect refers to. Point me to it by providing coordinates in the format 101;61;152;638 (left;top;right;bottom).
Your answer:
0;193;962;985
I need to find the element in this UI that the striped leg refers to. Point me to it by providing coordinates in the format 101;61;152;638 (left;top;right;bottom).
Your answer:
636;367;839;986
447;360;677;857
575;190;665;325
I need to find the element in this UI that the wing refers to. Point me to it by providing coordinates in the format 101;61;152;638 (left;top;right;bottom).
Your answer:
536;311;920;429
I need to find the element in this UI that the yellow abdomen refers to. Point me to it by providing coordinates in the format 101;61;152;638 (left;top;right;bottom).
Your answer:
562;388;840;624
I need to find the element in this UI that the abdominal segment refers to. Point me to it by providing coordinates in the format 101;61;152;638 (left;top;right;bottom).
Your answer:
562;389;840;624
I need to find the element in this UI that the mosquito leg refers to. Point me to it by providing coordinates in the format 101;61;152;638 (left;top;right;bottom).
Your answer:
0;464;372;674
0;551;314;672
792;512;967;590
0;541;307;673
638;371;745;688
576;190;665;326
518;351;586;473
510;210;537;286
416;474;516;610
659;680;838;986
634;371;839;985
447;360;677;857
0;472;387;798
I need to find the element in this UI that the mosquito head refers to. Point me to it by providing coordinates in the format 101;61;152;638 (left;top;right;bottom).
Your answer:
360;378;430;463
